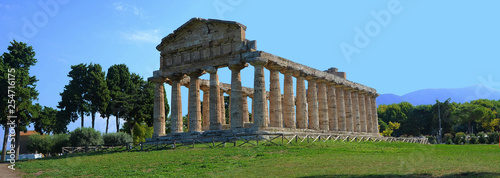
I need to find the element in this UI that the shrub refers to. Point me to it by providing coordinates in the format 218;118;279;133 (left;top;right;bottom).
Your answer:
477;132;487;144
454;132;465;144
51;134;70;154
446;138;453;144
487;132;499;144
132;123;154;143
27;134;52;155
427;136;437;144
69;127;103;146
469;135;478;144
103;132;133;145
443;133;453;143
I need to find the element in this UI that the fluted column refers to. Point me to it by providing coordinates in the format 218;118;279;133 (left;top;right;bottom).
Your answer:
205;67;222;130
171;76;183;133
283;70;295;129
269;68;283;128
242;93;249;123
352;91;360;133
371;95;379;133
365;95;373;133
307;78;319;130
335;86;346;131
229;62;246;129
344;88;353;132
359;92;367;133
153;81;166;137
188;71;203;132
220;89;225;125
296;76;308;129
249;57;268;129
327;83;337;131
201;87;210;130
318;81;329;131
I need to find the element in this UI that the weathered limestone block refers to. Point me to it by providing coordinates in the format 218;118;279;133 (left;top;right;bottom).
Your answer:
307;79;319;130
371;95;379;134
327;83;337;131
220;89;226;125
318;81;329;131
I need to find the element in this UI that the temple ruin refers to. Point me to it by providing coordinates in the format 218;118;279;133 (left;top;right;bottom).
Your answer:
148;18;380;140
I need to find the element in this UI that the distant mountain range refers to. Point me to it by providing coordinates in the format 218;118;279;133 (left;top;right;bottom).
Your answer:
376;85;500;106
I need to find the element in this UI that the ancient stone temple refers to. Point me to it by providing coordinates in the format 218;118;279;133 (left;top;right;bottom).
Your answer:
148;18;379;140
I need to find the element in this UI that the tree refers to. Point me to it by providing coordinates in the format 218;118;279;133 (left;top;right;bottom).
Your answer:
106;64;133;132
0;40;39;160
381;121;400;137
58;63;89;128
85;63;110;129
32;104;57;135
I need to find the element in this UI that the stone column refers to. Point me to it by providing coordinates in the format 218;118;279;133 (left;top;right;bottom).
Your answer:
318;81;329;131
153;81;166;137
352;91;360;133
170;76;183;133
371;95;379;133
220;89;225;125
229;62;246;129
251;95;254;122
296;75;308;129
283;70;295;129
365;95;373;133
188;71;203;132
306;78;319;130
248;57;268;129
269;68;283;128
335;86;346;131
327;83;337;131
201;86;210;130
344;88;353;132
205;67;221;130
359;92;367;133
242;93;249;123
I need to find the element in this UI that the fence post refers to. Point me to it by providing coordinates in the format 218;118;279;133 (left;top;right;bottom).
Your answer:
141;143;143;151
85;145;88;153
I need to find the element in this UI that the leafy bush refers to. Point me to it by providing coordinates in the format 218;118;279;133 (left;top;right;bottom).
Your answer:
51;134;70;154
477;132;487;144
454;132;465;144
487;132;499;144
27;134;52;155
69;127;103;146
427;136;437;144
132;122;154;143
103;132;133;145
443;133;453;143
446;138;453;144
469;135;478;144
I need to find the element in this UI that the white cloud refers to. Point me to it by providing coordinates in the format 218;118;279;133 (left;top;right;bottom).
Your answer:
121;29;161;44
113;2;144;17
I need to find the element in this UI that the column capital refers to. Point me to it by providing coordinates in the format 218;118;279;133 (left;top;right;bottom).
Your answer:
280;67;295;74
305;75;318;81
200;85;210;91
186;69;205;78
228;61;248;71
266;63;283;71
150;76;167;83
168;73;184;81
247;57;268;67
203;66;218;74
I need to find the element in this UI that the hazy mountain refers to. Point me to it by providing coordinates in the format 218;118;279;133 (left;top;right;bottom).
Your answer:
377;85;500;106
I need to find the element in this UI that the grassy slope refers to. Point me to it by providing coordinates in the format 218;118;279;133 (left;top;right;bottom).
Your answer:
16;142;500;177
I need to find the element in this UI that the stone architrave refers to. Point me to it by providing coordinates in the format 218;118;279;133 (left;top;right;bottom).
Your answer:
188;71;203;132
248;57;268;129
205;66;222;130
171;76;183;133
335;86;346;131
344;88;353;132
327;83;337;131
269;68;283;128
318;81;329;131
153;81;166;137
296;76;308;129
352;91;360;133
307;78;319;130
229;61;246;129
283;70;295;129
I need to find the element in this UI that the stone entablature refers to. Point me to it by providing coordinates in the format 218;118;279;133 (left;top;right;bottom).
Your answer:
149;18;380;138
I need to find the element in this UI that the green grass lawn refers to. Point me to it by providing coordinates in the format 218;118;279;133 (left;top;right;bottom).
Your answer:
15;141;500;177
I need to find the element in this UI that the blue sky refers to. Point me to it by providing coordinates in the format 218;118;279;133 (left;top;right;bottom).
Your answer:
1;1;500;150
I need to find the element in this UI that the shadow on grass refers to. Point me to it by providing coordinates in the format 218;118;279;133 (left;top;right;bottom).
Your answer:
300;172;500;178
